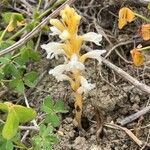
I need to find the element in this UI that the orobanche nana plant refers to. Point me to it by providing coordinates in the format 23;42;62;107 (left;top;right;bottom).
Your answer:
41;5;106;128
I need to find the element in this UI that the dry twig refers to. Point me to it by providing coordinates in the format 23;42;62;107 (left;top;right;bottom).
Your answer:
100;56;150;95
105;123;143;147
140;130;150;150
19;125;39;131
105;40;134;58
118;106;150;126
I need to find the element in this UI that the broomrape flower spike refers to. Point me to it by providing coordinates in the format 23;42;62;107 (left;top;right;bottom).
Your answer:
41;5;106;127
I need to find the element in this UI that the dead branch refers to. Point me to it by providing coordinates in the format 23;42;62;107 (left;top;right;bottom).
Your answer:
118;106;150;126
0;0;75;57
105;40;134;58
105;123;143;147
100;56;150;95
19;125;39;131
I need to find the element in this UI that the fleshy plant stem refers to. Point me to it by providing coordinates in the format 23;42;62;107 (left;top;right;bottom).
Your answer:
74;92;82;127
9;27;25;40
140;46;150;51
134;13;150;22
73;70;82;127
37;0;42;11
0;25;9;42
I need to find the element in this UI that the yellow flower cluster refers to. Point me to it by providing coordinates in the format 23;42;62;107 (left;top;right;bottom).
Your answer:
118;7;150;67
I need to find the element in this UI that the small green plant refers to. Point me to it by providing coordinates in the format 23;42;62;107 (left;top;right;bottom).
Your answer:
41;96;68;126
0;97;67;150
31;96;67;150
0;102;36;140
0;40;39;94
0;102;36;149
32;124;59;150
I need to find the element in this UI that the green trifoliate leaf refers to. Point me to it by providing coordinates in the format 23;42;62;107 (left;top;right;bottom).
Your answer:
14;105;36;123
3;63;20;78
41;97;54;113
54;99;68;113
0;40;15;51
39;124;47;136
2;12;24;24
43;96;54;109
46;135;59;144
23;71;38;88
20;46;40;62
2;108;19;140
14;13;24;22
39;124;53;137
44;113;60;127
9;78;24;93
41;105;52;114
0;57;10;64
13;56;26;66
43;140;51;150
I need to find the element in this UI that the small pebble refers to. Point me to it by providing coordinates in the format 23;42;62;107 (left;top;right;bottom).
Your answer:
57;130;64;136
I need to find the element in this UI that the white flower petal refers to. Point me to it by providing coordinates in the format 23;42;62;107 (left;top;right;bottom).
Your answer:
49;26;62;36
82;32;102;45
66;54;85;71
49;64;67;76
41;42;65;59
82;49;106;64
59;30;70;40
55;74;71;81
77;76;95;94
49;64;71;81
